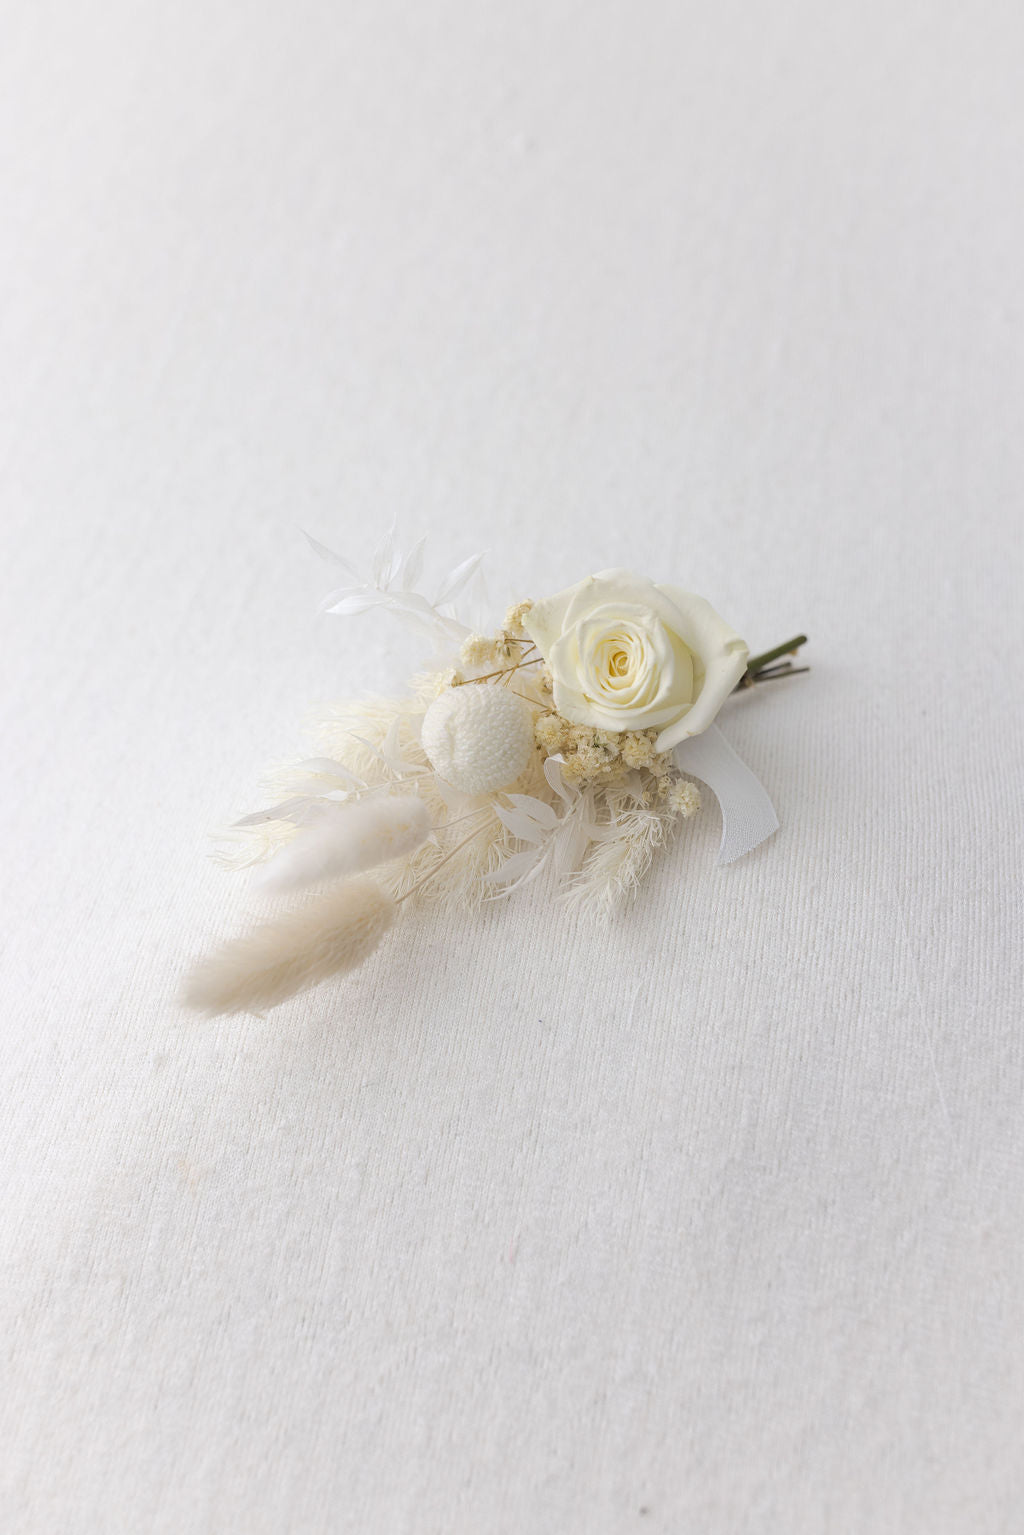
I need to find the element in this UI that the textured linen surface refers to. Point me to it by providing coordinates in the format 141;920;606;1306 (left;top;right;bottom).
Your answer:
2;2;1023;1531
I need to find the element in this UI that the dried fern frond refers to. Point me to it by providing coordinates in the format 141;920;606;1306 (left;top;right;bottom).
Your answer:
306;695;431;783
378;799;514;917
216;680;554;912
212;817;299;871
215;696;429;868
562;786;684;922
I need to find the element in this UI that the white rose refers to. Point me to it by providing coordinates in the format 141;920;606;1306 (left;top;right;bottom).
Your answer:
524;569;748;750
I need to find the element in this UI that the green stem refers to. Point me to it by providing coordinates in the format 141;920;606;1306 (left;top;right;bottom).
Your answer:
745;634;807;674
740;665;810;687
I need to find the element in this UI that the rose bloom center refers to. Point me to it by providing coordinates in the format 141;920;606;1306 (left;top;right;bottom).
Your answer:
581;623;668;705
593;633;645;693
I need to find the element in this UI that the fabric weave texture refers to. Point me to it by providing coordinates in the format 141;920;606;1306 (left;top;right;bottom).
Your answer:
2;2;1022;1531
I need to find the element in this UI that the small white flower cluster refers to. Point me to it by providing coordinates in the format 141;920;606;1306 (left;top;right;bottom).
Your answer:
456;622;530;677
534;714;668;782
532;710;699;818
195;542;781;1015
458;634;503;669
663;777;701;818
503;600;535;637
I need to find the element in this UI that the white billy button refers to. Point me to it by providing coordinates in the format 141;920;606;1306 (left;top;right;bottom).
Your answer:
421;685;535;795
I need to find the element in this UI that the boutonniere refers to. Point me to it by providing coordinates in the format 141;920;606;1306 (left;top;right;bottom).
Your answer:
185;535;808;1016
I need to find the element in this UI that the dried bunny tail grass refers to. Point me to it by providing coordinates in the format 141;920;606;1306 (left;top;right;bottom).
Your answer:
563;795;682;922
183;877;396;1016
216;687;552;908
215;696;432;869
256;795;431;893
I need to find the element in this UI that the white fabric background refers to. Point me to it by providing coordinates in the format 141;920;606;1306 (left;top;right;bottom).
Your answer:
2;2;1023;1530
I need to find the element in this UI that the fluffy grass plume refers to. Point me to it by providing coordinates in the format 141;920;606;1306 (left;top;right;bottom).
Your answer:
256;795;431;893
563;797;681;922
183;877;396;1016
217;685;543;909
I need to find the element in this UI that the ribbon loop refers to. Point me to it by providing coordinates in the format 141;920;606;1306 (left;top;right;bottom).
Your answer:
673;724;779;865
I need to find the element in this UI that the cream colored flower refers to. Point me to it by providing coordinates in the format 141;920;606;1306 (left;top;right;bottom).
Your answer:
534;712;568;753
524;569;748;750
664;777;701;818
621;731;657;769
504;600;534;637
459;633;499;669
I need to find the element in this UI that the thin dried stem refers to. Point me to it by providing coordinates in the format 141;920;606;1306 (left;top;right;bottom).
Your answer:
437;806;491;831
741;665;810;686
396;817;492;902
748;660;796;679
457;658;544;686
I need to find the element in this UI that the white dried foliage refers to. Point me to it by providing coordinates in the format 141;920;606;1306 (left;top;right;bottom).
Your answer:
216;686;699;923
192;537;710;1023
310;697;433;784
305;529;485;649
214;688;533;917
484;757;596;895
209;532;700;932
212;816;297;871
256;795;431;893
563;787;683;922
212;697;430;870
183;877;396;1016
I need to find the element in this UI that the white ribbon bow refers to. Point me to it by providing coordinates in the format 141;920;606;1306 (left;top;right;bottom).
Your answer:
673;724;779;866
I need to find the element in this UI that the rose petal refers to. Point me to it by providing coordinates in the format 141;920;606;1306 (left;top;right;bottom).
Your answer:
525;570;748;745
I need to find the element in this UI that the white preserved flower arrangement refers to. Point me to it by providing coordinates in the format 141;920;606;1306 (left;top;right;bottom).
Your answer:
184;533;808;1016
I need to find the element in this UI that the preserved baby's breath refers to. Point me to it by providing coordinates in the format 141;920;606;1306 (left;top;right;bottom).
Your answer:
460;633;501;669
504;599;534;637
188;538;805;1014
